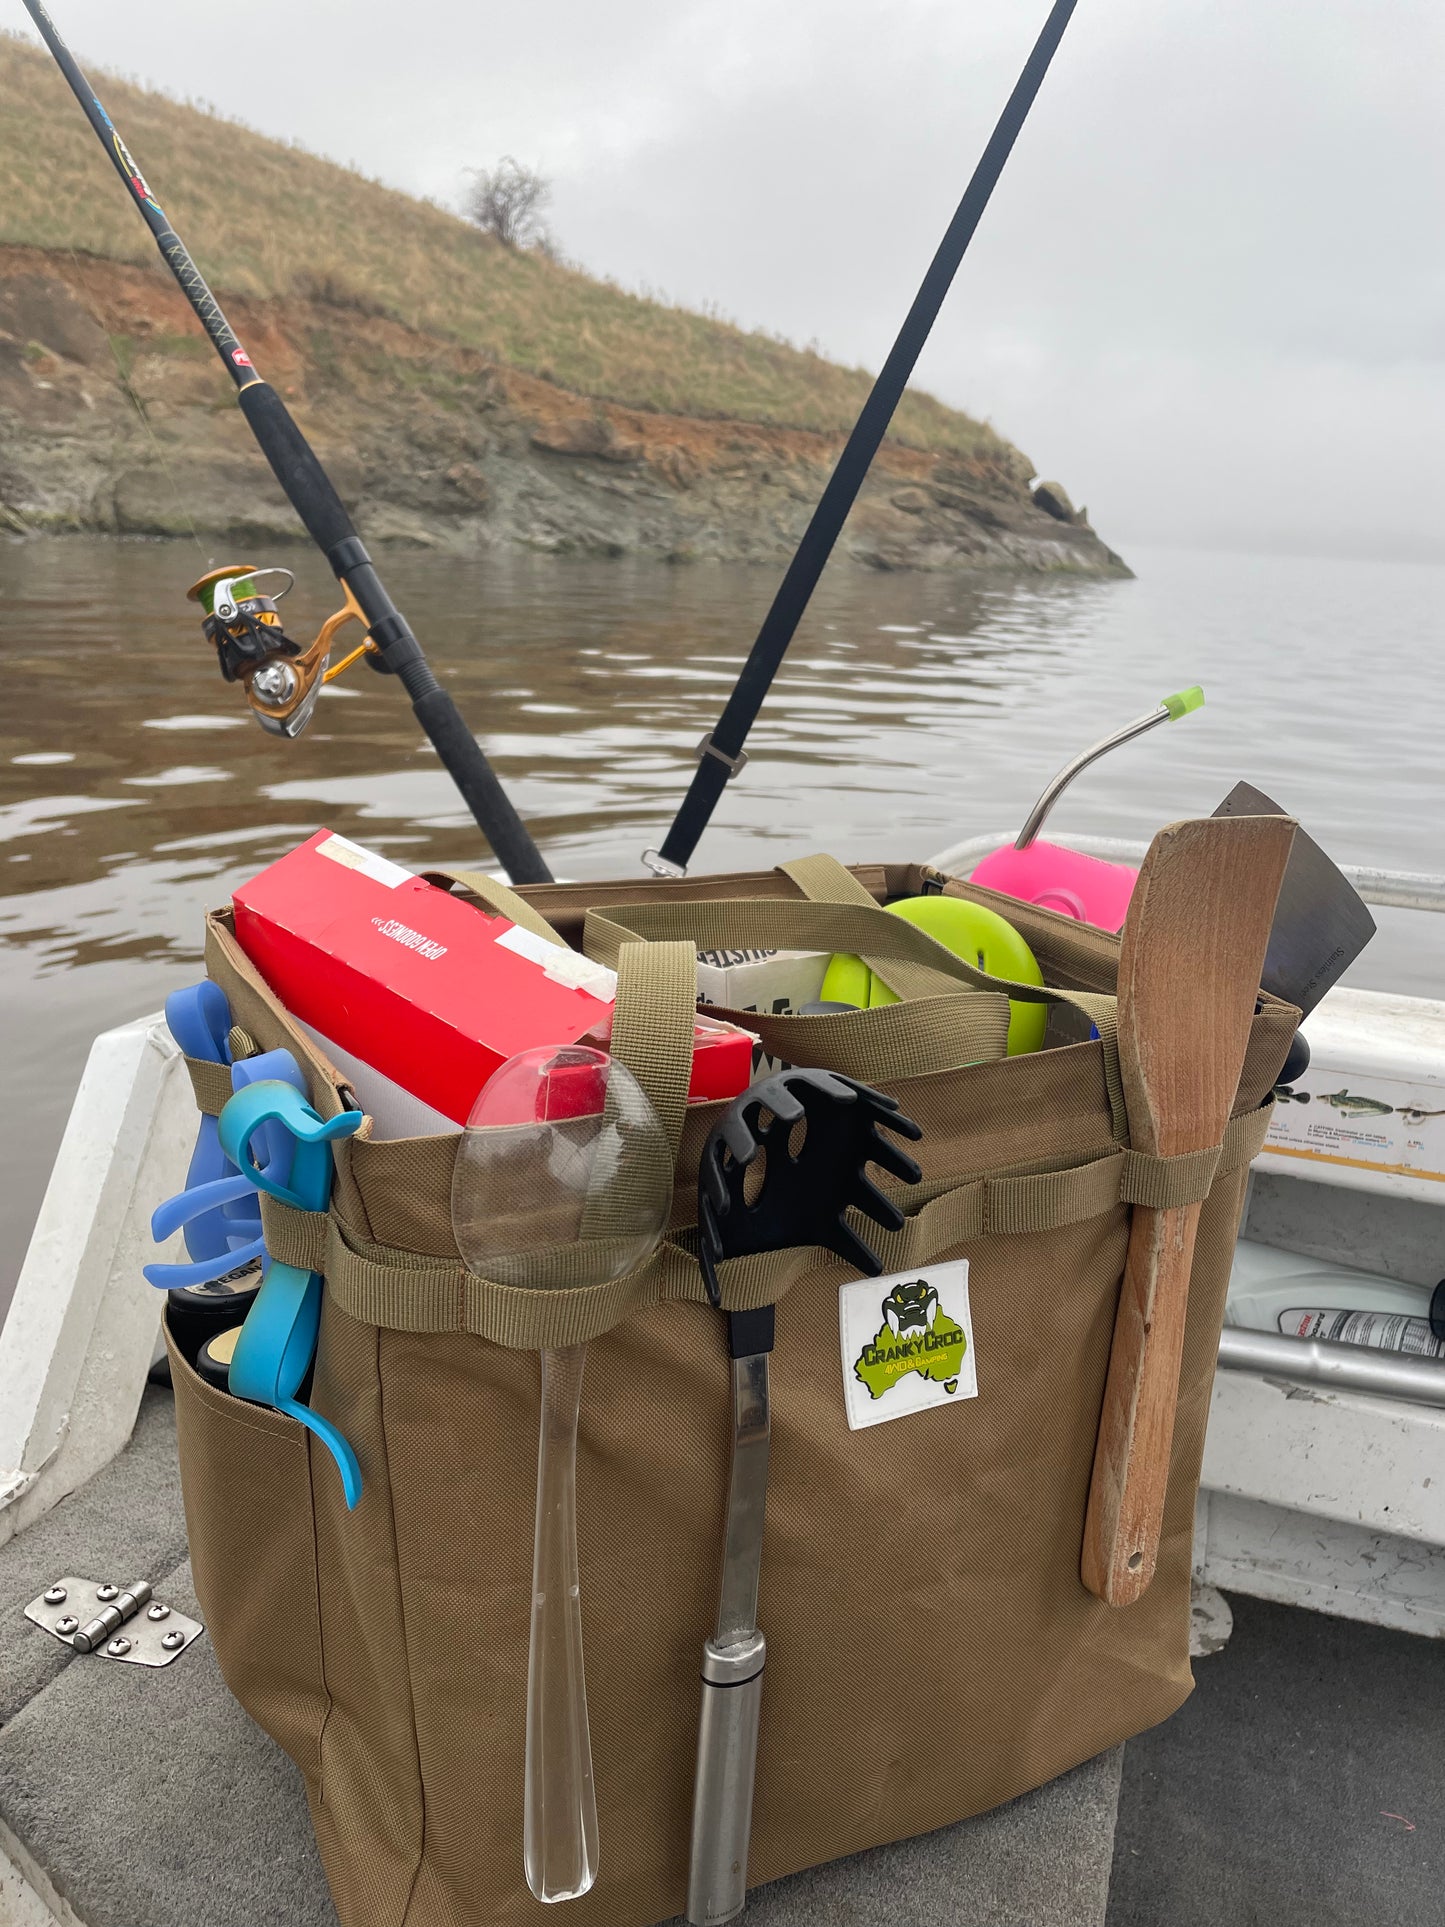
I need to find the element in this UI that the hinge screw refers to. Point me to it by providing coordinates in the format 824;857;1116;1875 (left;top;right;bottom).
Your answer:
56;1615;79;1636
43;1586;67;1605
161;1630;186;1651
96;1584;119;1602
146;1603;171;1621
105;1636;131;1657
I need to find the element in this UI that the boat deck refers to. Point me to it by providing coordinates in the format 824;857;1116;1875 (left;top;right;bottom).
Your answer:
1;1386;1440;1927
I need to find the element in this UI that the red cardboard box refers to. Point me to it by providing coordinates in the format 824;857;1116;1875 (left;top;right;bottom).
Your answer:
231;831;752;1126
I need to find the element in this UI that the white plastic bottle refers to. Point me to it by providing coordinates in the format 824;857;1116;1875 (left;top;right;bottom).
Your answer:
1225;1238;1431;1333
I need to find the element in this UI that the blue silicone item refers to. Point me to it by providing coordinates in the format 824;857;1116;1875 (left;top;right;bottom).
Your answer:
143;1238;269;1291
151;1172;262;1241
164;984;238;1261
217;1079;366;1508
218;1080;363;1213
142;1047;308;1290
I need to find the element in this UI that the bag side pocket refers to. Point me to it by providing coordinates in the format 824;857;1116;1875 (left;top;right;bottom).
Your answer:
167;1318;331;1792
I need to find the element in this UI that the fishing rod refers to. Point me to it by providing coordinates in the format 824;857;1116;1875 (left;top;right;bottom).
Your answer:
22;0;553;886
645;0;1079;877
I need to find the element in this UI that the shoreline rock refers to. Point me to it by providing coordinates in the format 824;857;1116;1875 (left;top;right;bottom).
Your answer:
0;248;1130;578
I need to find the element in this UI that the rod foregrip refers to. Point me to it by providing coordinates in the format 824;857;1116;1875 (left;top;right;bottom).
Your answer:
233;383;552;883
686;1632;766;1927
236;382;358;556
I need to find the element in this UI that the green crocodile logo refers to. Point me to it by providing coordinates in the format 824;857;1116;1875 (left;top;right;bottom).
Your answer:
854;1278;968;1401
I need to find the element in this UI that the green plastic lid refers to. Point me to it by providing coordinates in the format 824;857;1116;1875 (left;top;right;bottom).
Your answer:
1161;685;1205;720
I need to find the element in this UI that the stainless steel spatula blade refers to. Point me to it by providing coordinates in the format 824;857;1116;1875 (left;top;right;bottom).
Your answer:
1212;782;1375;1015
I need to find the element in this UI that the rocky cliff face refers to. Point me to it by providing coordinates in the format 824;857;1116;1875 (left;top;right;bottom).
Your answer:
0;248;1127;575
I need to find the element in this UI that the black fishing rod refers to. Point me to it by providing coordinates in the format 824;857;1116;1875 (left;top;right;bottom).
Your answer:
647;0;1078;877
23;0;553;885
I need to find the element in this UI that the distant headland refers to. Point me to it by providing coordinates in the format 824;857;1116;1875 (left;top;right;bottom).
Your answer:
0;33;1127;576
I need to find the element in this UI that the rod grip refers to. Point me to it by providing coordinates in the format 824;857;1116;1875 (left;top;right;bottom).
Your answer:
686;1632;766;1927
237;382;358;558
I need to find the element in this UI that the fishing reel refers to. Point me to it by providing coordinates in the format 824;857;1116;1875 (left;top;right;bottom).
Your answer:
186;565;378;738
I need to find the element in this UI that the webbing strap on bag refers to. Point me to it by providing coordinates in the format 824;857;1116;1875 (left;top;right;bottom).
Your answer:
439;855;1124;1135
183;1056;234;1115
255;1103;1273;1348
443;866;697;1167
588;894;1011;1075
584;880;1126;1132
434;867;566;946
780;852;1127;1142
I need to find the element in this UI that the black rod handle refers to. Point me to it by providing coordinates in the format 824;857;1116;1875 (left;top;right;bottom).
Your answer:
236;386;552;883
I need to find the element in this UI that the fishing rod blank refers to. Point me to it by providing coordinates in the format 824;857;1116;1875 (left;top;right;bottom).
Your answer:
647;0;1078;877
22;0;553;886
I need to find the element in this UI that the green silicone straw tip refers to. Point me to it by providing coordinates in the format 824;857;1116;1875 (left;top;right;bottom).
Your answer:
1162;684;1205;720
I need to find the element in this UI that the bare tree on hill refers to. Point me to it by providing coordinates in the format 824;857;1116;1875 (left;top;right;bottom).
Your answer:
465;158;552;250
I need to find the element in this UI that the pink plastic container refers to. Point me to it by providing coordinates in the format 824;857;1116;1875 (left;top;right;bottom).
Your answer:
969;839;1139;933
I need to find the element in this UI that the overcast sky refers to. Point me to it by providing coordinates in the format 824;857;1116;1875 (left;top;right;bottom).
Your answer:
18;0;1444;562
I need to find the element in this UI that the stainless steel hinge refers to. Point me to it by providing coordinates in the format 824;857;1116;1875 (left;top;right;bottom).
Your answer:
25;1577;205;1668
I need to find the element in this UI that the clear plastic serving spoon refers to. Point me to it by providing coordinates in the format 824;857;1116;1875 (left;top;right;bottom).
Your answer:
451;1045;672;1904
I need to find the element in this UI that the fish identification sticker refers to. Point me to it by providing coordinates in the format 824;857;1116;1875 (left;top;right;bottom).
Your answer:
1264;1067;1445;1189
838;1260;977;1431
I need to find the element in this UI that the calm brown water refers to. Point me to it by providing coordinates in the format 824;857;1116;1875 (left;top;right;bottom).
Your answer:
1;537;1440;1315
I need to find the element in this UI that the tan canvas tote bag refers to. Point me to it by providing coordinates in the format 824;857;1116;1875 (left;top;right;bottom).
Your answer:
165;853;1295;1927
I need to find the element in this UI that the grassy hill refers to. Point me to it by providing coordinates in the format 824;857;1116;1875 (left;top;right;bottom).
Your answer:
0;29;1024;470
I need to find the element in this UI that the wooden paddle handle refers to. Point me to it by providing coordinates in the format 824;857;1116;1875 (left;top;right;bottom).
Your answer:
1080;1199;1202;1604
1080;812;1295;1609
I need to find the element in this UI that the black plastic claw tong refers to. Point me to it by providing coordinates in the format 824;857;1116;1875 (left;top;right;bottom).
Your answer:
686;1069;922;1927
697;1067;925;1306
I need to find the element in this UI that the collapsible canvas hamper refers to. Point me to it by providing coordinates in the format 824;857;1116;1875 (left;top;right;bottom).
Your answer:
166;855;1295;1927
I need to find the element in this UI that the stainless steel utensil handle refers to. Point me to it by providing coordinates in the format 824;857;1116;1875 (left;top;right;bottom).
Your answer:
686;1631;767;1927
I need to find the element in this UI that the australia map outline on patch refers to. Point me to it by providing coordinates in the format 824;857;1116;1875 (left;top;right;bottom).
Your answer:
838;1259;978;1431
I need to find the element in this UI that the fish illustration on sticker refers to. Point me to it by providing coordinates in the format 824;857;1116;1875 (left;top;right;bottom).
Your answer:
1320;1088;1395;1118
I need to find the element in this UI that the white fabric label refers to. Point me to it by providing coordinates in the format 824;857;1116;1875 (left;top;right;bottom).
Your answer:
838;1259;977;1431
495;923;619;1002
316;832;412;890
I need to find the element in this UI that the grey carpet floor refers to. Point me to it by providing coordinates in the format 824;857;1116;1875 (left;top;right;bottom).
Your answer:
1106;1592;1445;1927
0;1388;187;1725
1;1387;1122;1927
11;1387;1442;1927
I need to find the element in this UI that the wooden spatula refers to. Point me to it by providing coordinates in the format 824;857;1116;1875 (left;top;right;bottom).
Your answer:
1081;814;1295;1607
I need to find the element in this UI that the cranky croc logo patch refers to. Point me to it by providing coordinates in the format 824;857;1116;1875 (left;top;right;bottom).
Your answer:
838;1260;977;1431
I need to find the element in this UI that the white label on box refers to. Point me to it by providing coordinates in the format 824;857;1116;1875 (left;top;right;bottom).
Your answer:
696;947;784;969
315;832;414;890
694;948;829;1016
838;1260;978;1431
1266;1066;1445;1186
696;949;830;1076
495;924;618;1001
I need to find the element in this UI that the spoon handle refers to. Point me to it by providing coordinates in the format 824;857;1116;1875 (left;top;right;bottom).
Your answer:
524;1343;599;1904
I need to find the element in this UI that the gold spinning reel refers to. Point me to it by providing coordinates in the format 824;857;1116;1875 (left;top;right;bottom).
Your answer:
186;565;378;738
